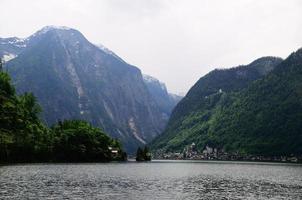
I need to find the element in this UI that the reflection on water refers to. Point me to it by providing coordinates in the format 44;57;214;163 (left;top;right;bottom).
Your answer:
0;160;302;199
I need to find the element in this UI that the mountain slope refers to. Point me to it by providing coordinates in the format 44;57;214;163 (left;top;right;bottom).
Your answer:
143;74;182;119
151;56;285;153
4;26;167;153
208;49;302;155
0;37;27;62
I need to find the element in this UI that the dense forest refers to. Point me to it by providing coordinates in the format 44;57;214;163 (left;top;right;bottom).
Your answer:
151;49;302;157
0;62;126;163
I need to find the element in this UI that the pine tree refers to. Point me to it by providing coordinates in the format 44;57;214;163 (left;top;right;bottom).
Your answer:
136;146;151;161
136;147;144;161
143;146;151;161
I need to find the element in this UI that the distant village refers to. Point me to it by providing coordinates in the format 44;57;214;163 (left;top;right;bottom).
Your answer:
153;143;301;163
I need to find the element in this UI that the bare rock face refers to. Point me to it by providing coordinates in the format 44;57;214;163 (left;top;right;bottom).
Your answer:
3;26;167;153
143;74;182;119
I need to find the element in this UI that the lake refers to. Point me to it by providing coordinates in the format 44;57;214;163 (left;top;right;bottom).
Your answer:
0;160;301;199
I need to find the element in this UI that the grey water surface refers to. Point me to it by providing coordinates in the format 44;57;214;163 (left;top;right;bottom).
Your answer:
0;160;302;199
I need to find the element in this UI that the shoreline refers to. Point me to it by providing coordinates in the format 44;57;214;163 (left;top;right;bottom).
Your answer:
1;159;302;166
151;159;302;165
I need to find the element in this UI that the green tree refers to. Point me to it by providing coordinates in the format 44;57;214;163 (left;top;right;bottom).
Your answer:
136;147;144;161
143;146;151;161
136;146;151;161
0;71;126;163
51;120;125;162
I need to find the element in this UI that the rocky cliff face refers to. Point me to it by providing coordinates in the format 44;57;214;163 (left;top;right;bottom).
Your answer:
0;37;27;62
3;26;167;153
143;74;182;119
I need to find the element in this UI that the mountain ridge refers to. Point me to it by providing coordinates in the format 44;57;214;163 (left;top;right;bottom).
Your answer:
2;26;174;153
150;55;290;154
143;74;182;118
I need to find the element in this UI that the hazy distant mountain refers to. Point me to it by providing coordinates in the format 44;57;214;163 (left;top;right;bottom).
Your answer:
143;74;182;119
168;93;183;106
2;26;170;153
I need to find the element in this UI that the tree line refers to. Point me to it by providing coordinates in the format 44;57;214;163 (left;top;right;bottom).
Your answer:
0;60;127;163
136;146;151;161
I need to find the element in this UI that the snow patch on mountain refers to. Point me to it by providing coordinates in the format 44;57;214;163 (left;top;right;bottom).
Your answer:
29;26;73;40
39;26;71;33
95;44;125;62
0;37;27;48
2;53;17;62
143;74;166;91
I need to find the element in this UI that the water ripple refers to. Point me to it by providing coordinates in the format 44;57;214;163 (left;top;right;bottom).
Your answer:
0;161;302;199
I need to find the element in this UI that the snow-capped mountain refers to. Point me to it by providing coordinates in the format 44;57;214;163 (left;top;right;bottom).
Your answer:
0;37;27;61
2;26;173;153
143;74;182;117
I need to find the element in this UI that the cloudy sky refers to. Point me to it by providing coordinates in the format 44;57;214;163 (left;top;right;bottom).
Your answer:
1;0;302;94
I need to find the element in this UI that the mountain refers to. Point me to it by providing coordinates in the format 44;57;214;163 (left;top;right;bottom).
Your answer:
150;55;293;155
2;26;168;153
168;93;183;104
211;49;302;156
0;70;126;163
143;74;182;119
0;37;27;62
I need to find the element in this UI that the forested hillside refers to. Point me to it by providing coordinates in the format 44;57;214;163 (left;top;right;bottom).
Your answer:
151;50;302;157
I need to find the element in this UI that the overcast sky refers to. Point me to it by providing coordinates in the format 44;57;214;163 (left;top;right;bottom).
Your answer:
1;0;302;94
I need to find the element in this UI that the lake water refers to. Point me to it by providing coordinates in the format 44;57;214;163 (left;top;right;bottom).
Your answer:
0;160;302;199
